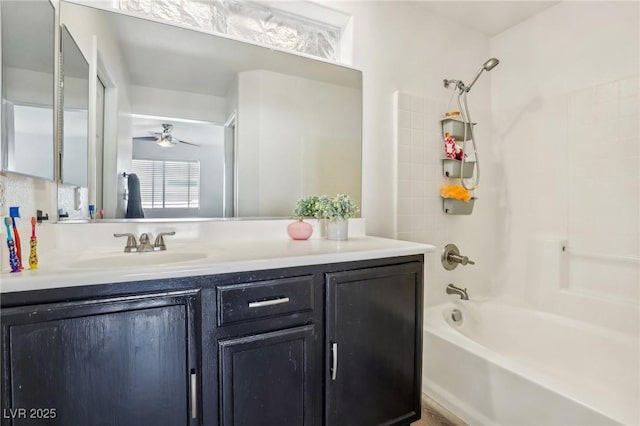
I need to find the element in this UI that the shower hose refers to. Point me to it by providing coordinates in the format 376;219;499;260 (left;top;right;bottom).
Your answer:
455;88;480;191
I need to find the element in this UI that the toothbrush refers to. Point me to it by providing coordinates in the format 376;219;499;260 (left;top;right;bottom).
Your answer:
4;218;20;273
9;207;23;270
29;217;38;270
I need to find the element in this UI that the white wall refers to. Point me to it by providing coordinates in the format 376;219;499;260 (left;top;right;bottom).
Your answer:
6;104;54;180
490;1;639;332
129;85;228;124
236;69;361;217
3;68;56;180
3;67;54;106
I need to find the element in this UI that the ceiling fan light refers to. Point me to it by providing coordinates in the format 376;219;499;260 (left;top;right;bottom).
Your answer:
156;138;176;148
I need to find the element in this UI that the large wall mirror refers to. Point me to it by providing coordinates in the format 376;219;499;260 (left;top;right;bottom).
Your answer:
1;0;56;181
59;1;362;221
61;25;89;188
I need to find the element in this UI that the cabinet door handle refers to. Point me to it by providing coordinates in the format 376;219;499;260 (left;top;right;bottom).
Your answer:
248;297;290;308
331;342;338;381
190;370;197;419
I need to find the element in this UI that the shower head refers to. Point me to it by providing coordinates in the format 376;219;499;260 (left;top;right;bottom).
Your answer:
465;57;500;92
483;58;500;71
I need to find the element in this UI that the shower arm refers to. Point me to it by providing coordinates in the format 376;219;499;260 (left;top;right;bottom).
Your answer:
443;72;481;94
464;67;486;93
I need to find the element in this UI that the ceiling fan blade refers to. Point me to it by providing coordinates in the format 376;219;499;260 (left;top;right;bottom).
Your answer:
133;136;158;141
176;139;200;147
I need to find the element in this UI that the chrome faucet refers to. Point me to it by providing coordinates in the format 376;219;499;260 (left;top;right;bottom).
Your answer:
137;233;155;252
114;231;175;253
446;284;469;300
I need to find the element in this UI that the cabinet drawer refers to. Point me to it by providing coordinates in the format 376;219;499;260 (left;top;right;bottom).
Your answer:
217;276;314;325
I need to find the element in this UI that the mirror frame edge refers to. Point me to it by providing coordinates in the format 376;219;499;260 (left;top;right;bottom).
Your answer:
58;22;91;190
0;0;60;189
52;0;62;222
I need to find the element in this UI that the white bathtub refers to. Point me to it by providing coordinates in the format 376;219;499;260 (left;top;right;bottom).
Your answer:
423;300;639;426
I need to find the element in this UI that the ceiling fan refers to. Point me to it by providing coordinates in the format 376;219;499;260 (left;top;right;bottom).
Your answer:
133;124;200;148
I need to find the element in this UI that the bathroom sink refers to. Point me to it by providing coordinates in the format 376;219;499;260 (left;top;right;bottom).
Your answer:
67;251;209;270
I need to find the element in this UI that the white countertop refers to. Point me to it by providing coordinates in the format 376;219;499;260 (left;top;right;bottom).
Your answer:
1;233;433;293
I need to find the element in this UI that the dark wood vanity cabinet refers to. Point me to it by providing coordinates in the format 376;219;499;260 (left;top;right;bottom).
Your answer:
218;325;316;426
212;274;320;426
1;255;424;426
1;291;199;426
325;262;423;426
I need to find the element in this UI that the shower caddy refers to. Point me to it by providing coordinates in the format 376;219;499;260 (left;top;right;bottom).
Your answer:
440;115;476;215
440;58;500;216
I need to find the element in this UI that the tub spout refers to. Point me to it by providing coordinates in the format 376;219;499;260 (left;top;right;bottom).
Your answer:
446;284;469;300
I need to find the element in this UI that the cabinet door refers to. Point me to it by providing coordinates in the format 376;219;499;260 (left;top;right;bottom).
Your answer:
325;262;423;426
219;325;316;426
1;291;199;426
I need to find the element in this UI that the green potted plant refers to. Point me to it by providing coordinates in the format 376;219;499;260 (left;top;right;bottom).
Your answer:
293;195;321;219
316;194;359;240
288;195;320;240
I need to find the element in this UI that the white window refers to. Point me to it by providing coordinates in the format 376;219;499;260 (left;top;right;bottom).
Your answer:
118;0;350;63
131;159;200;209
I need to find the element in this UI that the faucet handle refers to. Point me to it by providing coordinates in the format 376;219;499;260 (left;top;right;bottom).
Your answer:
450;254;475;266
442;244;475;270
154;231;175;251
114;233;138;252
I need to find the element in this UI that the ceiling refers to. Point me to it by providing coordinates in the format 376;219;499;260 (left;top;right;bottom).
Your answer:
418;1;561;36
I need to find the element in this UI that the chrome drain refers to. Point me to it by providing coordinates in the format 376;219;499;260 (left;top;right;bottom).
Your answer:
451;309;463;324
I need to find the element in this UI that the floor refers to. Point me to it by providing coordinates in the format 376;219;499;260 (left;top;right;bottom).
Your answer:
412;394;467;426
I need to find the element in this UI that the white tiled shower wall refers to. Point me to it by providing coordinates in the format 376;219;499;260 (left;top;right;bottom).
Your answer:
392;1;639;328
566;78;639;299
394;91;496;307
491;1;639;332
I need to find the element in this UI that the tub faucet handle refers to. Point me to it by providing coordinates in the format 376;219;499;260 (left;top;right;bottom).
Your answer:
442;243;475;270
449;253;475;266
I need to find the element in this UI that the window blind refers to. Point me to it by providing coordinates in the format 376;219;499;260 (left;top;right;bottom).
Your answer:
131;159;200;209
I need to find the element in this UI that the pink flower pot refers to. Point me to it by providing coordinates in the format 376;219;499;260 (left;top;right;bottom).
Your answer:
287;218;313;240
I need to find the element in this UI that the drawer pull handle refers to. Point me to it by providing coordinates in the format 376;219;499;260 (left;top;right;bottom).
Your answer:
190;369;197;419
248;297;290;308
331;342;338;380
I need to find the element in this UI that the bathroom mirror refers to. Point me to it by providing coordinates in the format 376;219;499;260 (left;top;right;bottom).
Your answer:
1;0;56;181
59;1;362;220
61;25;90;188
